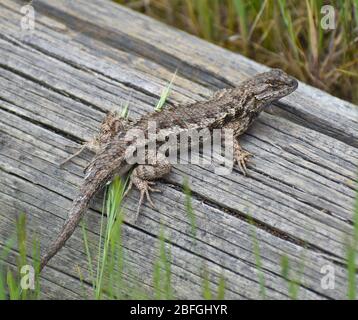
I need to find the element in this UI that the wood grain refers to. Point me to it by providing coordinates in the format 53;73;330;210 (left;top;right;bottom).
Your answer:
0;0;357;299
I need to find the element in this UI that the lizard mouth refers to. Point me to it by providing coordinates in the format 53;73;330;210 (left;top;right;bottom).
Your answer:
253;69;299;102
255;78;298;101
274;76;298;98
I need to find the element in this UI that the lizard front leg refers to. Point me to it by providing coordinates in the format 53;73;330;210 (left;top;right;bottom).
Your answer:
124;152;172;218
59;138;100;167
224;119;253;176
232;140;253;176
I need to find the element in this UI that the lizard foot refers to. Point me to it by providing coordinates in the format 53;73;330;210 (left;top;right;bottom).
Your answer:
59;139;100;167
234;149;253;176
122;155;171;218
124;177;162;217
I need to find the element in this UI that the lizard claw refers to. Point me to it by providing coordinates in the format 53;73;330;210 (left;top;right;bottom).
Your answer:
136;181;161;216
59;144;87;167
147;181;162;193
123;178;161;217
234;150;253;176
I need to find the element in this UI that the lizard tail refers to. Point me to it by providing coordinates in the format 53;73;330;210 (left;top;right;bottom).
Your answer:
40;178;102;271
40;139;128;272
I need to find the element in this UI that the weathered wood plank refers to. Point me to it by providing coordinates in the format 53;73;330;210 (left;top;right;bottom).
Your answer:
0;31;354;255
1;110;331;300
0;0;357;300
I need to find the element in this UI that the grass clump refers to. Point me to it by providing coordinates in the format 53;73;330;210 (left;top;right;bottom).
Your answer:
0;214;40;300
116;0;358;104
81;176;127;299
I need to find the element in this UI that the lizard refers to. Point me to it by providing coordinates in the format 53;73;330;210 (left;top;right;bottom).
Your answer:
39;68;298;271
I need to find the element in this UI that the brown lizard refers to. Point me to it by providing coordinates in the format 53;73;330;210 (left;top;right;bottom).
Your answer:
40;69;298;271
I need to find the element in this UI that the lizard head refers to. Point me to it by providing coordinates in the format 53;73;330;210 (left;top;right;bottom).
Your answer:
250;69;298;104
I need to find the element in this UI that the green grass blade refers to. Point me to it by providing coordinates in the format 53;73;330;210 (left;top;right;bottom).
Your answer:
16;214;27;300
0;272;6;300
81;221;95;290
155;70;177;111
202;266;212;300
7;270;19;300
347;175;358;299
280;254;303;300
347;244;356;300
233;0;248;50
277;0;299;59
0;237;16;299
216;273;226;300
183;177;197;239
0;237;14;300
152;224;173;300
249;217;266;299
95;176;127;299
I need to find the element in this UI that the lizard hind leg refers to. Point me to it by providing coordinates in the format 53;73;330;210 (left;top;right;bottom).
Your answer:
123;154;172;219
59;138;100;167
60;110;131;167
223;119;254;176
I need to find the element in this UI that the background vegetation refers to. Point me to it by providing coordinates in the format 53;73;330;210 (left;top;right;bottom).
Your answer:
115;0;358;104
